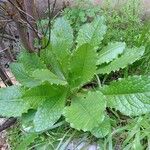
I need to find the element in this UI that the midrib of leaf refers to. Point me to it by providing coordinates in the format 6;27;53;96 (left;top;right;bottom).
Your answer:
70;46;91;87
99;46;121;58
0;96;23;102
0;100;23;102
49;45;66;80
23;94;62;100
80;48;90;80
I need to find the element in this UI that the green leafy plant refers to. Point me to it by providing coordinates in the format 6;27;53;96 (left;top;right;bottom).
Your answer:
0;16;149;142
102;0;143;46
62;0;150;76
62;0;101;33
138;20;150;75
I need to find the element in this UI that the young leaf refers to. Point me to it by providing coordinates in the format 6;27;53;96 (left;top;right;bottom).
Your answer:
97;42;126;65
69;44;97;89
51;17;73;76
76;16;107;48
63;91;106;132
101;76;150;116
51;17;73;51
91;116;111;138
0;86;30;117
97;46;145;74
40;41;65;79
33;92;67;132
32;69;67;85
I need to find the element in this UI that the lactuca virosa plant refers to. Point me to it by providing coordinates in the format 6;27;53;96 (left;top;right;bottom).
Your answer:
0;16;149;138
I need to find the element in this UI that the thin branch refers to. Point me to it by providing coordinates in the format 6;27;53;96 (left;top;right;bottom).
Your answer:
7;0;36;21
0;64;13;86
0;118;17;132
0;46;9;53
0;34;17;42
41;0;57;49
7;0;40;39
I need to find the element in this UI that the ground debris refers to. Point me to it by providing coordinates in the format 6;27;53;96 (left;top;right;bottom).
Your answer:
0;119;9;150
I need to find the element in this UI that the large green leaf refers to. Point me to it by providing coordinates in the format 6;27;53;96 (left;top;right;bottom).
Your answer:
33;92;67;132
22;84;65;132
0;83;66;119
22;84;66;132
51;17;73;76
76;16;107;48
51;17;73;52
69;44;97;89
10;52;47;87
101;76;150;116
97;46;145;74
32;69;67;85
11;63;67;87
97;42;126;65
63;91;106;131
0;86;30;117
